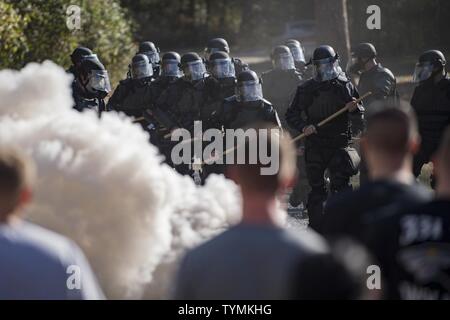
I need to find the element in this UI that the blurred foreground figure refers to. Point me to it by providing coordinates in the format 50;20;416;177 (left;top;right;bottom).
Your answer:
411;50;450;186
72;56;111;115
173;125;327;299
293;238;380;300
0;146;103;300
261;45;309;215
286;45;364;230
322;104;432;241
204;38;248;75
366;126;450;299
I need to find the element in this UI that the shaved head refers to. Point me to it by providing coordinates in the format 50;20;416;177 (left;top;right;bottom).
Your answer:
364;102;419;157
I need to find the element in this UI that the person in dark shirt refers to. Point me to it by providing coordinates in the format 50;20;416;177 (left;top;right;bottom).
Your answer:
365;125;450;299
173;124;327;300
411;50;450;187
321;103;432;241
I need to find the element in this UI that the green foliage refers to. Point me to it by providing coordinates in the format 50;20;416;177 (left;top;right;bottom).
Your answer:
0;2;28;68
0;0;135;85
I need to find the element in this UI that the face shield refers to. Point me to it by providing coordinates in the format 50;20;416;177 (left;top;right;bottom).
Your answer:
142;51;160;65
236;80;263;102
161;60;183;78
86;69;111;95
313;57;341;82
183;60;207;81
204;47;221;61
131;60;153;79
273;53;295;71
209;58;236;79
289;46;306;64
413;62;435;83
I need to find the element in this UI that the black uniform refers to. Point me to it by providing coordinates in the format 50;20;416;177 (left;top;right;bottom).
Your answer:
286;71;364;230
262;64;309;209
322;179;432;240
201;77;236;130
220;96;281;130
152;53;208;178
72;56;110;117
357;64;398;109
107;77;153;118
365;199;450;299
72;80;107;114
411;76;450;179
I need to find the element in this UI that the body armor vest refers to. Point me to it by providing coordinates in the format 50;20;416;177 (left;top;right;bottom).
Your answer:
306;82;349;139
262;69;303;128
411;77;450;141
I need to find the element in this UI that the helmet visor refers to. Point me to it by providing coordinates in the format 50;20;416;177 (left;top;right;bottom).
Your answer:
273;53;295;70
413;62;434;83
131;60;153;79
289;46;306;63
236;80;263;102
88;69;111;93
313;57;340;82
183;61;207;81
204;47;221;61
210;58;236;79
162;60;182;77
143;51;160;65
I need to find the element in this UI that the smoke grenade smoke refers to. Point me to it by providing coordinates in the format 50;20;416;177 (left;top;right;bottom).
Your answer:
0;61;241;298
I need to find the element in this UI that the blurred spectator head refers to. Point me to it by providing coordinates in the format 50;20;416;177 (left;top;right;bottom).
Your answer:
433;125;450;194
226;123;296;197
0;146;35;223
361;101;420;177
293;238;381;300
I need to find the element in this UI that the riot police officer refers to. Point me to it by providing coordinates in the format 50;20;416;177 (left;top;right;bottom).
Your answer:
286;45;364;230
262;45;303;128
154;51;183;95
155;52;208;175
220;70;281;130
142;52;183;159
411;50;450;185
107;53;153;118
72;55;111;116
347;43;398;185
68;46;93;79
202;51;237;130
156;52;207;132
204;38;248;75
138;41;161;76
347;43;398;109
198;51;237;180
284;39;311;78
262;45;309;215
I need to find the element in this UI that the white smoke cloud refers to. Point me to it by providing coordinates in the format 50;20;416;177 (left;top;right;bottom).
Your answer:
0;61;241;299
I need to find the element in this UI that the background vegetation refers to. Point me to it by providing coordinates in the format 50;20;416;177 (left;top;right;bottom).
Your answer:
1;0;449;84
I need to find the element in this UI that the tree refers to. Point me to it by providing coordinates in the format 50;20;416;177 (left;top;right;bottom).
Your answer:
0;0;135;84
